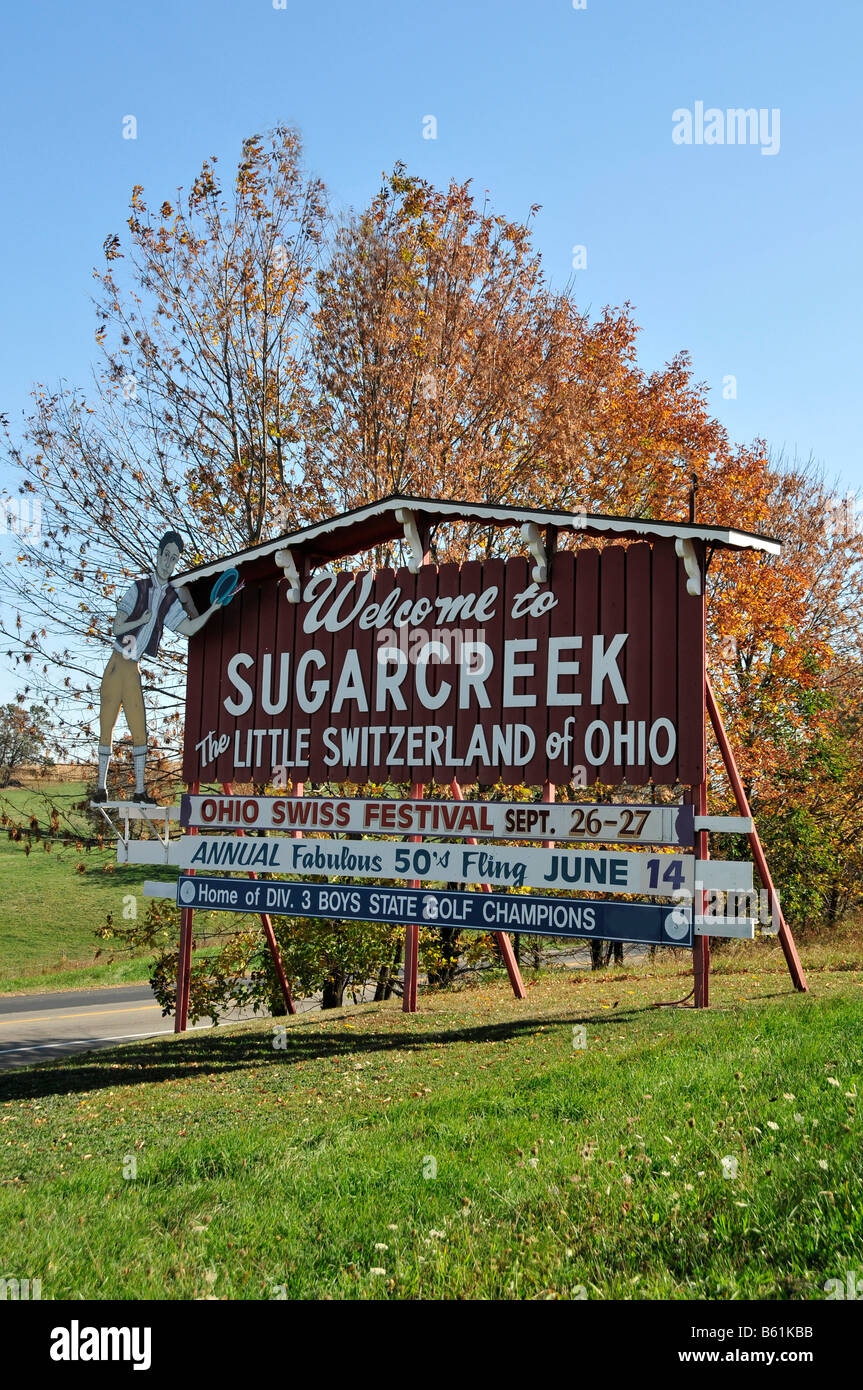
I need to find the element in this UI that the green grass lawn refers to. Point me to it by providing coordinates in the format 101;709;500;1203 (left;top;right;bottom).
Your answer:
1;949;860;1300
0;780;93;834
0;780;216;993
0;781;162;991
0;842;169;990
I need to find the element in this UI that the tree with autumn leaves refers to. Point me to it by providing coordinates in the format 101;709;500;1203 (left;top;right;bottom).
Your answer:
706;458;863;924
2;125;861;960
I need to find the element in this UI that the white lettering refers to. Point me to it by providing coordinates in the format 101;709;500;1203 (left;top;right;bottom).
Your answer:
459;642;493;709
590;634;628;704
415;641;451;710
376;647;409;711
648;717;676;765
261;651;291;716
296;650;328;714
223;653;254;716
547;636;582;706
331;649;369;713
503;639;537;707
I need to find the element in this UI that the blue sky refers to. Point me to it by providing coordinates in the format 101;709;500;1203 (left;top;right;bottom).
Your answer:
0;0;861;699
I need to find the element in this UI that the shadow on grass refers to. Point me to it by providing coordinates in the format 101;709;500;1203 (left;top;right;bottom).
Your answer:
0;1004;651;1103
78;864;178;887
747;990;805;1001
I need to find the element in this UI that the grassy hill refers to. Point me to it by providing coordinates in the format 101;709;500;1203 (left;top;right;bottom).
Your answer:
0;782;163;991
1;944;861;1300
0;780;225;993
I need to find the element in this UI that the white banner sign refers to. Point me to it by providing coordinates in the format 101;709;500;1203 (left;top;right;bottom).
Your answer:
120;835;715;897
179;794;694;846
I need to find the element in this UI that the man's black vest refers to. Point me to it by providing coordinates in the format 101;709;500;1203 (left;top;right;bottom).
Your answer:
126;578;182;659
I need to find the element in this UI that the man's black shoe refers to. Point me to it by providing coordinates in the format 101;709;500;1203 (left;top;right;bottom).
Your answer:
132;791;159;806
92;789;108;804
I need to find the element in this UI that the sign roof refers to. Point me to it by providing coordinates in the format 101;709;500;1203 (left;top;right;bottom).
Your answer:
175;494;781;584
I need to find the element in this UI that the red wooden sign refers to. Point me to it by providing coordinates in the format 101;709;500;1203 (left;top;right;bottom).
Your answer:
182;540;705;787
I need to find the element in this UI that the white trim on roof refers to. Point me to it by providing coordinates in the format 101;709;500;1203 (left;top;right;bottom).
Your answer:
177;495;780;584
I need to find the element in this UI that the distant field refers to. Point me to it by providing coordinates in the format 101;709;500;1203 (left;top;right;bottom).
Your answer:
0;781;170;991
1;779;92;834
0;779;274;993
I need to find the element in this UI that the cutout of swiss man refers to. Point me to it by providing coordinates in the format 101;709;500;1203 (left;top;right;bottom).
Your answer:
95;530;220;804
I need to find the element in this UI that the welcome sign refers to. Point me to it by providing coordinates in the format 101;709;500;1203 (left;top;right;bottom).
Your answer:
182;543;705;787
130;498;802;1029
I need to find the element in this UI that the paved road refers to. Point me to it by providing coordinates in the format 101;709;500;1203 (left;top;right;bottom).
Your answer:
0;984;260;1072
0;946;636;1073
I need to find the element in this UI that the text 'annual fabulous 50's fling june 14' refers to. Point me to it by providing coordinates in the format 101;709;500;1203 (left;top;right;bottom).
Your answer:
120;834;752;898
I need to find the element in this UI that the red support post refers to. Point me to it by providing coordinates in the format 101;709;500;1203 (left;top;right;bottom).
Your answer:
450;779;526;1000
706;679;808;993
402;779;424;1013
175;780;199;1033
258;913;296;1016
691;548;710;1009
176;907;194;1033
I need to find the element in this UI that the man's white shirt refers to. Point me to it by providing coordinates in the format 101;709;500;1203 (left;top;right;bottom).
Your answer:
114;574;186;661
